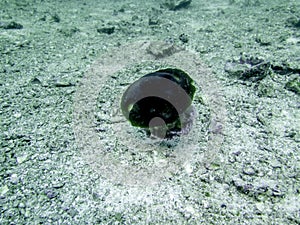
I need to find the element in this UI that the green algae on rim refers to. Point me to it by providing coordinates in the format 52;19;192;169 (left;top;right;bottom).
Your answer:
72;41;226;186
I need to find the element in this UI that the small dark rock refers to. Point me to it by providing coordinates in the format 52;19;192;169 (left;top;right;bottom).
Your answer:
51;13;60;23
30;77;42;85
220;203;227;208
113;8;125;15
0;21;23;29
163;0;192;11
39;15;47;21
53;81;75;87
179;33;189;43
118;8;125;13
225;54;270;81
238;184;254;194
285;77;300;94
286;16;300;28
52;182;65;189
97;26;115;35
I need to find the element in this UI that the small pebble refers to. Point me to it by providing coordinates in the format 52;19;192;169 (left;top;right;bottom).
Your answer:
97;27;115;35
10;174;19;184
179;33;189;43
0;21;23;29
16;154;28;164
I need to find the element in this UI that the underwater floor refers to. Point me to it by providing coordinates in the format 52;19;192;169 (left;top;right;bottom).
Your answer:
1;0;299;224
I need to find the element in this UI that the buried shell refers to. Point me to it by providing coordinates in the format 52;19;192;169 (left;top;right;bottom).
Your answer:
121;68;196;138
